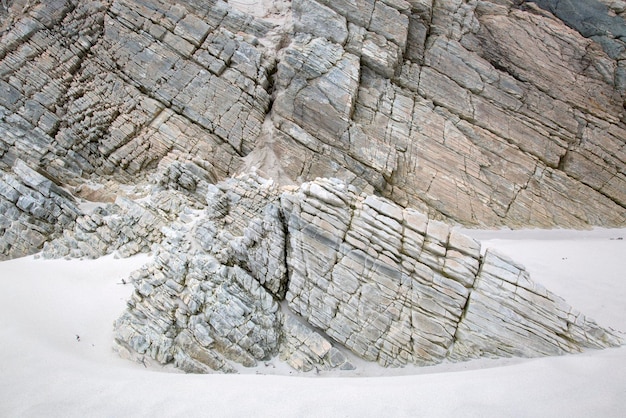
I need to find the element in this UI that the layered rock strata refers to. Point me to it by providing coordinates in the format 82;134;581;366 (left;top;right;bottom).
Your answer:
271;0;626;227
0;159;80;260
0;0;624;374
281;177;622;366
1;0;626;263
107;171;622;373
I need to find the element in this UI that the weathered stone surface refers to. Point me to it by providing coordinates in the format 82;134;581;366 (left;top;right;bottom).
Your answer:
1;0;625;259
0;0;271;184
114;244;282;373
451;249;623;359
0;159;80;260
274;35;360;148
110;176;621;373
292;0;348;45
281;178;621;368
280;315;354;372
0;0;624;374
42;158;214;259
113;172;287;372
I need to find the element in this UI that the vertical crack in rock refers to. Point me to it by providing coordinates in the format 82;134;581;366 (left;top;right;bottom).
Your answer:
279;177;622;369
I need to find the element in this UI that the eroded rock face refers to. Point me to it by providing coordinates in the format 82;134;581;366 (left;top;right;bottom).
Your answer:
0;0;624;373
108;172;621;373
0;159;81;260
1;0;625;263
282;177;621;367
267;0;626;228
113;173;286;372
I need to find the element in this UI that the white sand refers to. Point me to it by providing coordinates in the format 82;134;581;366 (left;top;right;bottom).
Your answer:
0;229;625;417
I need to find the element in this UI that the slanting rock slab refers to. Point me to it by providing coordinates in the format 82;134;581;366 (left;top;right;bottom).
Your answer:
282;178;622;367
280;315;354;372
111;175;622;373
1;0;625;240
451;249;622;359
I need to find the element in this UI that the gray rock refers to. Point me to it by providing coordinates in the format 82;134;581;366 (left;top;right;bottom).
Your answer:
282;178;622;367
107;174;622;373
0;0;623;374
0;0;624;237
293;0;349;45
0;160;80;260
451;249;623;359
114;210;284;372
280;315;354;372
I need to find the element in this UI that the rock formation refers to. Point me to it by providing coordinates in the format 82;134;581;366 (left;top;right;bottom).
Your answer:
0;0;624;372
108;172;620;372
0;159;81;258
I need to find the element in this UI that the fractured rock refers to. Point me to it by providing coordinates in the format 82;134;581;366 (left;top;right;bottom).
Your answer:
280;314;355;372
109;175;622;373
113;172;287;372
0;0;623;375
0;159;80;260
0;0;625;253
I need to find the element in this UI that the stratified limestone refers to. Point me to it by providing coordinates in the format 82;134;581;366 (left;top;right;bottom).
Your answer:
451;249;622;359
1;0;625;263
0;0;623;373
529;0;626;92
42;196;164;259
292;0;348;45
110;175;623;373
0;0;274;185
113;172;287;372
282;178;622;368
267;0;626;228
0;159;81;260
41;158;215;259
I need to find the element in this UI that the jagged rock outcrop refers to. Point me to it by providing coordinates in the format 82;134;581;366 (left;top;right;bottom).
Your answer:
280;314;355;372
0;0;624;374
107;172;621;373
41;157;215;259
282;177;621;366
113;173;286;373
270;0;626;227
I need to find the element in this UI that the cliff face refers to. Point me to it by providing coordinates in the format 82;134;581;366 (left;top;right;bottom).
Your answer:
1;0;626;260
0;0;625;372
